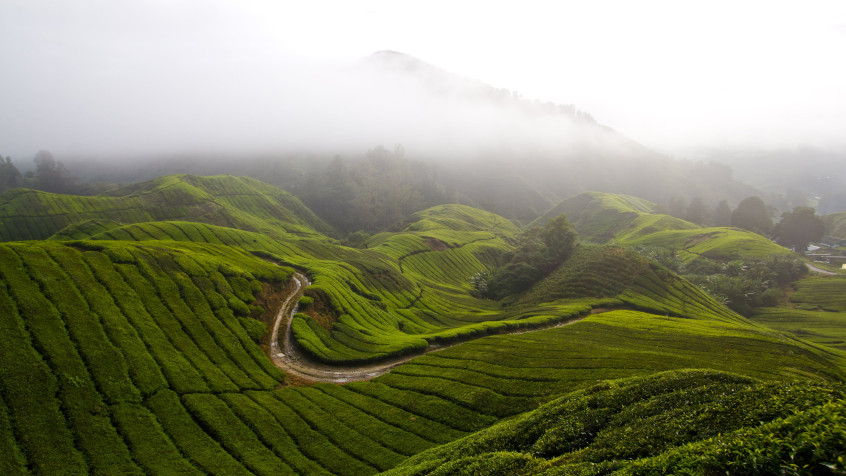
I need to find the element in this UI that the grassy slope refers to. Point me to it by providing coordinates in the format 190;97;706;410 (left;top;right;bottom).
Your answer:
530;191;676;242
824;211;846;239
750;274;846;351
2;180;845;474
3;237;842;475
0;174;334;241
627;227;792;262
536;191;790;261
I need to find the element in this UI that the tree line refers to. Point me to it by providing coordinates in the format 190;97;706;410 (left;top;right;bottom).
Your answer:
661;194;826;254
0;150;78;194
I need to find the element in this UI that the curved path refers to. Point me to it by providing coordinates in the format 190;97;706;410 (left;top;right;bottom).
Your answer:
806;262;839;276
268;272;602;383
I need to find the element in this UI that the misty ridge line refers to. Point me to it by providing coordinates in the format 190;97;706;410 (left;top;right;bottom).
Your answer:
5;50;625;160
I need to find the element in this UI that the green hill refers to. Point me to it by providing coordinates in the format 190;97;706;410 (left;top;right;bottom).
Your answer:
751;274;846;351
532;191;697;242
824;210;846;239
628;227;792;262
0;174;334;241
384;370;846;475
1;176;845;474
535;191;790;262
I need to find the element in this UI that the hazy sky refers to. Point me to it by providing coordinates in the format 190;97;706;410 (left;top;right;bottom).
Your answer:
2;0;845;160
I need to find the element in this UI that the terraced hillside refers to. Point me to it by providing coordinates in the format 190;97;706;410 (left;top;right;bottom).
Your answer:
535;191;790;261
385;370;846;475
751;274;846;351
0;174;334;241
1;176;844;474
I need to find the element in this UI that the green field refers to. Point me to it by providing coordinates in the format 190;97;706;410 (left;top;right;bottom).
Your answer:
0;175;843;474
750;274;846;351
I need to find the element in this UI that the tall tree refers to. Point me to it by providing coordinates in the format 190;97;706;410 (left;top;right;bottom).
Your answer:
32;150;75;193
0;156;23;193
731;196;772;235
668;196;688;220
773;207;825;254
684;197;709;225
711;200;732;227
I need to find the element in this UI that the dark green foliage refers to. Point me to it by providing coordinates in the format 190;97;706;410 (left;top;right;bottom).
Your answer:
228;296;251;316
240;316;267;341
731;195;772;235
0;274;88;474
221;392;332;475
248;390;377;475
384;370;845;475
111;403;203;475
147;389;252;475
300;147;444;234
0;155;22;193
487;261;542;298
0;394;28;475
684;196;708;225
683;255;808;316
31;150;77;194
182;393;294;474
486;214;577;299
774;206;826;253
517;244;648;305
624;398;846;475
711;199;732;227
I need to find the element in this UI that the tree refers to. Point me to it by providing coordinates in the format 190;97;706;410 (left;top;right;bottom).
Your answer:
0;156;22;193
539;214;578;265
731;196;772;235
32;150;75;193
484;214;577;299
684;197;709;225
668;196;688;219
773;207;825;253
711;200;732;227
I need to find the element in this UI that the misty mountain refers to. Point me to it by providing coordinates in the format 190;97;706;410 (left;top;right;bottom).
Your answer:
58;50;765;230
687;146;846;214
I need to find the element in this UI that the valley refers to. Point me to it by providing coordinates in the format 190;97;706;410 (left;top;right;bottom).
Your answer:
0;174;844;474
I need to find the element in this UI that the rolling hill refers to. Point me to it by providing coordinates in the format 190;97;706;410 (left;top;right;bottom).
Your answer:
0;174;334;241
825;210;846;239
535;191;791;261
0;175;843;474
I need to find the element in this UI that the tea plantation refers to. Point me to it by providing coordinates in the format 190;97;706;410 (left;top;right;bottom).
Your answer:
0;175;844;474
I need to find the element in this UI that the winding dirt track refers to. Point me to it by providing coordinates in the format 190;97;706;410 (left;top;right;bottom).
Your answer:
268;272;596;384
806;262;838;276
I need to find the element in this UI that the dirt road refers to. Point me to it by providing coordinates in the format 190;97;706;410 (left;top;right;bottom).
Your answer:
268;273;599;384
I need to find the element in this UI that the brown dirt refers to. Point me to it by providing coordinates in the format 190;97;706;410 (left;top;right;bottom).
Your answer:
424;237;448;251
301;289;339;331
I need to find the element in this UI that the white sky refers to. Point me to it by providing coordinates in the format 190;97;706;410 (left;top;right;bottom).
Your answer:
1;0;845;159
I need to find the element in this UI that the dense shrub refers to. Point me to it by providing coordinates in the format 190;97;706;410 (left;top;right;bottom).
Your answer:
684;255;807;315
479;214;577;299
